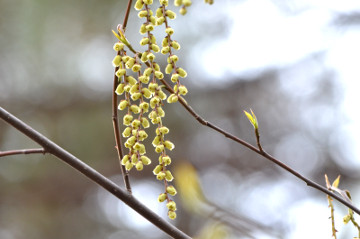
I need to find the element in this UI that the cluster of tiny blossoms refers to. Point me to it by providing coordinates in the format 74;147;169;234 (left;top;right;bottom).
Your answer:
112;0;190;220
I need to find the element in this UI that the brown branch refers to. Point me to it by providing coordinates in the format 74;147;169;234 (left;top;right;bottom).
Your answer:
0;148;46;157
0;106;192;239
111;0;134;193
158;78;360;216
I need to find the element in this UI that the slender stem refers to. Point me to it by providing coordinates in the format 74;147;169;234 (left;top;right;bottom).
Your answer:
122;0;133;32
0;107;191;239
158;79;360;216
0;148;46;157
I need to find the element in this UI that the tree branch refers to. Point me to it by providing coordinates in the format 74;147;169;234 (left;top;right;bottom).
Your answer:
0;106;191;239
0;148;46;157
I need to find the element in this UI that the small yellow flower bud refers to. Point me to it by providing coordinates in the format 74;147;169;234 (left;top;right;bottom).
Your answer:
179;7;187;15
145;24;154;32
155;71;164;79
166;185;177;196
152;135;161;146
116;69;126;78
138;130;148;140
178;85;188;95
162;37;169;47
151;44;160;52
126;76;137;85
160;0;168;5
157;107;165;117
183;0;192;7
141;117;150;128
177;67;187;78
136;161;143;171
150;35;156;44
171;73;179;82
112;55;121;67
131;119;141;128
131;153;138;164
144;67;153;77
156;16;165;25
163;156;171;165
165;10;176;19
125;160;133;171
138;10;148;18
121;155;129;165
167;94;178;103
168;211;176;220
158;193;167;202
130;84;139;94
122;56;130;62
132;129;137;136
140;37;149;46
139;102;150;111
150;16;156;25
150;96;160;108
132;64;141;73
159;126;169;134
122;127;132;137
156;8;163;17
158;89;167;100
166;201;176;211
140;52;148;62
125;136;136;147
157;172;166;180
165;27;174;35
134;142;145;152
118;100;129;110
130;105;141;114
139;24;147;34
164;140;174;150
115;83;125;95
141;88;152;98
153;165;163;175
113;42;125;51
170;55;179;63
123;114;133;126
131;92;142;101
125;58;135;69
140;155;151;165
124;85;131;92
139;75;150;84
147;53;156;61
155;144;164;153
161;46;170;55
165;170;174;181
165;63;173;74
171;41;180;50
134;0;144;10
174;0;182;6
148;82;158;92
152;117;161;124
143;0;153;4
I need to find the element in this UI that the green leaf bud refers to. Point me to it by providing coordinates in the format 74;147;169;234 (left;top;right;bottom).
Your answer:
123;114;133;126
171;73;179;82
140;37;149;46
155;144;164;153
132;64;141;72
116;69;126;78
125;160;133;171
144;67;153;77
166;185;177;196
122;127;132;138
177;67;187;78
145;24;154;32
141;117;150;128
130;105;141;114
158;193;167;202
178;85;188;95
113;42;125;51
112;55;121;67
165;10;176;19
161;46;170;54
179;7;187;16
148;82;158;92
165;63;173;74
115;83;125;95
156;16;165;25
174;0;182;7
139;24;147;34
151;44;160;52
164;140;174;150
147;52;156;61
171;41;180;50
118;100;129;110
162;37;169;47
139;102;150;111
138;10;148;18
135;161;143;171
139;75;150;84
140;155;151;165
163;156;171;165
165;27;174;35
131;92;142;101
155;71;164;79
165;170;174;181
134;0;144;10
140;51;149;62
156;172;166;180
168;211;176;220
153;165;163;175
131;119;141;128
141;88;152;99
166;201;176;211
121;155;129;165
127;76;137;85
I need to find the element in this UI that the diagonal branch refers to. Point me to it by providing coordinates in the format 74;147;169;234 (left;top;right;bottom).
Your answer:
0;148;46;157
0;106;191;239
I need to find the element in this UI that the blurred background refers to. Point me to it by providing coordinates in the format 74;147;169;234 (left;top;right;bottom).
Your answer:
1;0;360;238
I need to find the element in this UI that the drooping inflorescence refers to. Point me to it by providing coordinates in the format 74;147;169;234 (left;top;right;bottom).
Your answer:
112;0;196;220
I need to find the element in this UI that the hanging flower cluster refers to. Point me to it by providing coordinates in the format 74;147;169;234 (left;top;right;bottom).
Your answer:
112;0;194;220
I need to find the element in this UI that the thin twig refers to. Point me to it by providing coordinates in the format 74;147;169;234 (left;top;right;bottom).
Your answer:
0;148;46;157
111;0;133;193
0;106;191;239
158;78;360;216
